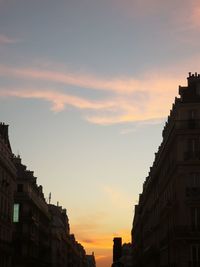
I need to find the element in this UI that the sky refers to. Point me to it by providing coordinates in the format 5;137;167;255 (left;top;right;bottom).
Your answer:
1;0;200;266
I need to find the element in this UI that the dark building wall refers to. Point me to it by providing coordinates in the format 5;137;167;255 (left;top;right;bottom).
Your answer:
113;237;122;263
132;73;200;267
0;123;95;267
0;123;16;267
48;204;70;267
12;156;50;267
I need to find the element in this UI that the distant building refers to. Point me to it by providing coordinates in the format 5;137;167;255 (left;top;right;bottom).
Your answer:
48;204;70;267
112;238;133;267
85;252;96;267
112;237;123;267
49;204;91;267
0;123;16;267
68;234;86;267
12;156;50;267
132;73;200;267
120;243;133;267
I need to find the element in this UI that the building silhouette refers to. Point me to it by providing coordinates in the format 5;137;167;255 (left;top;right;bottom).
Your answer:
12;156;50;267
112;238;133;267
85;252;96;267
113;237;122;263
132;73;200;267
0;123;16;267
48;204;70;267
0;122;96;267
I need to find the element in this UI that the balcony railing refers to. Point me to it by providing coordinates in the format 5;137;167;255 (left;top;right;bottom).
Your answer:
174;225;200;238
188;261;200;267
186;187;200;198
184;151;200;161
163;119;200;140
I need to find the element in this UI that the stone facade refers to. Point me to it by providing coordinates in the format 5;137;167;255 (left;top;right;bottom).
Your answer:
132;73;200;267
12;156;50;267
0;123;16;267
48;204;70;267
0;122;96;267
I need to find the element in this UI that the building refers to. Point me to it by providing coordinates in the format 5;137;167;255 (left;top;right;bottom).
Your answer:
112;238;133;267
120;243;133;267
85;252;96;267
48;204;70;267
132;73;200;267
112;237;123;267
68;234;87;267
113;237;122;263
12;156;50;267
0;123;16;267
0;122;95;267
49;203;91;267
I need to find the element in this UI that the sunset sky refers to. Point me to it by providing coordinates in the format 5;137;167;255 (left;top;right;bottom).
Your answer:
1;0;200;266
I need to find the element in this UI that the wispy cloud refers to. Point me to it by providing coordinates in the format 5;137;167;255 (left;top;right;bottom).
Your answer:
0;63;187;125
0;34;19;45
0;65;139;94
0;88;115;112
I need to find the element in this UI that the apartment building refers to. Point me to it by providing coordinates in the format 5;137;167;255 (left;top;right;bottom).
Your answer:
132;73;200;267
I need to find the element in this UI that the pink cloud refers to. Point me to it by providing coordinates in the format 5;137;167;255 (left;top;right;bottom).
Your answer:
0;34;19;44
0;88;115;112
0;67;183;125
0;65;139;94
0;60;194;125
189;1;200;28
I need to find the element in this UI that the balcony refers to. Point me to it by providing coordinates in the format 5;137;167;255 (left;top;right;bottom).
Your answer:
0;240;12;252
184;151;200;161
163;119;200;140
175;119;200;130
186;187;200;198
188;261;200;267
174;226;200;239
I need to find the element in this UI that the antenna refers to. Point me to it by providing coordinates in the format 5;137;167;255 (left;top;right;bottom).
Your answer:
48;192;51;204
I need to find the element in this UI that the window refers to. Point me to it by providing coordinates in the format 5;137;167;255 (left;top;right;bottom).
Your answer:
191;207;200;230
191;244;200;265
13;203;20;223
17;184;23;192
188;139;199;152
188;173;200;187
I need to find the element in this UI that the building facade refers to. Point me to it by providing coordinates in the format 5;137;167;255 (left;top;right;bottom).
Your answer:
85;253;96;267
48;204;70;267
0;122;95;267
12;156;50;267
0;123;16;267
113;237;122;264
132;73;200;267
